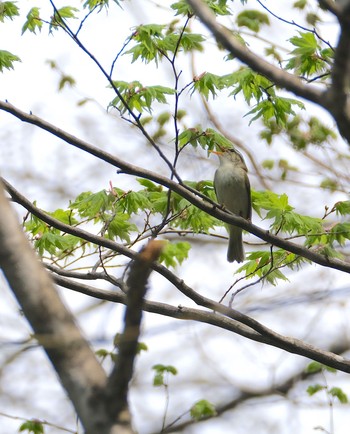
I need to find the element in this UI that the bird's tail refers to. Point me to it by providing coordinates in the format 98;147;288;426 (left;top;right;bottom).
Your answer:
227;226;244;263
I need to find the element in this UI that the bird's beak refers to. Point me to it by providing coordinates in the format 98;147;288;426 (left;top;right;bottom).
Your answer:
208;147;224;156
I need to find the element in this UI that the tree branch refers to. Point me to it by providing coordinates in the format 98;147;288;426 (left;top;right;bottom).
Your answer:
52;272;350;373
106;240;165;420
1;103;350;274
323;23;350;140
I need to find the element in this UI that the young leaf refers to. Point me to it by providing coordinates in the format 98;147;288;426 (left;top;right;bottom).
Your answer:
193;72;224;100
110;81;175;114
334;201;350;216
70;190;110;218
19;420;44;434
83;0;110;11
236;10;270;32
307;384;326;396
22;7;42;34
50;6;79;31
305;361;337;374
190;399;217;421
329;387;348;404
105;213;138;242
245;96;305;127
152;364;177;386
159;241;191;267
0;50;21;72
0;1;19;22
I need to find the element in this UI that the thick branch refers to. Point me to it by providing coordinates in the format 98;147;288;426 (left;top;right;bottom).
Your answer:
186;0;324;106
323;22;350;141
0;181;116;433
1;103;350;274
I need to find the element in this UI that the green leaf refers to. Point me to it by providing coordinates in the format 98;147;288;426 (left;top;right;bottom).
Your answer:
58;75;76;90
159;241;191;267
70;190;110;218
109;81;175;114
236;10;270;32
305;361;323;374
193;72;224;100
177;127;235;151
19;420;44;434
50;208;78;225
105;213;137;242
121;190;152;214
137;342;148;353
245;96;305;127
190;399;217;421
224;67;274;105
238;250;292;286
329;387;348;404
289;32;318;56
320;178;338;192
251;191;324;239
152;364;177;386
55;6;79;19
171;1;194;16
306;12;321;26
0;50;20;72
305;361;337;374
334;201;350;216
286;32;328;77
34;231;78;256
50;6;79;30
125;23;204;65
95;348;110;358
136;178;163;192
22;7;42;34
171;0;231;17
173;32;205;52
125;24;166;65
307;384;326;396
83;0;110;11
0;1;19;22
293;0;307;9
177;127;204;148
206;0;232;16
174;198;219;232
329;222;350;246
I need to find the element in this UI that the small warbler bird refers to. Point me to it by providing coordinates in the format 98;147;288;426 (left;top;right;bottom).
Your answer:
213;146;251;263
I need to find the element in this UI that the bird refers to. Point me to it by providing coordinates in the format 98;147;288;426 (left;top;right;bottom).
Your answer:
213;146;251;263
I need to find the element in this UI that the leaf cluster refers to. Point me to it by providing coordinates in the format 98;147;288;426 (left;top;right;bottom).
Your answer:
109;81;175;114
0;1;19;22
286;31;333;78
24;180;219;269
171;0;232;18
0;49;20;72
192;69;305;127
152;364;177;386
305;362;348;404
261;115;337;150
236;9;270;32
125;23;205;65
